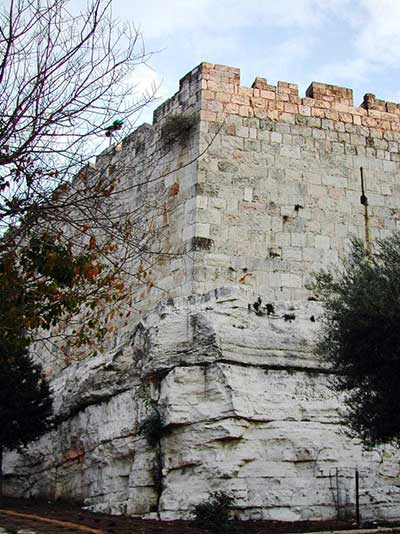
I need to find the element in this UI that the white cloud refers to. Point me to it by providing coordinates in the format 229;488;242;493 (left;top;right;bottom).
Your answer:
314;58;369;86
126;63;166;101
117;0;347;39
115;0;348;91
355;0;400;65
316;0;400;87
123;63;173;124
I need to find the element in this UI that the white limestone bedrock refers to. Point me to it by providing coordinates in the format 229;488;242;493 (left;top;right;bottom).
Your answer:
4;290;400;521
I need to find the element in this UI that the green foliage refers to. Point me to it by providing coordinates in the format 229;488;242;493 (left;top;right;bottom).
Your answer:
139;409;166;447
0;246;53;481
161;113;195;146
0;244;53;457
22;234;94;287
193;491;234;533
0;229;128;357
312;235;400;446
0;340;53;453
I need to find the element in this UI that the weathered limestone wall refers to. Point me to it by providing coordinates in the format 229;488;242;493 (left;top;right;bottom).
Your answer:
92;65;205;310
4;63;400;523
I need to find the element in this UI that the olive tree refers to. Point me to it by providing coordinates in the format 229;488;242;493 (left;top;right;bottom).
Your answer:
313;235;400;446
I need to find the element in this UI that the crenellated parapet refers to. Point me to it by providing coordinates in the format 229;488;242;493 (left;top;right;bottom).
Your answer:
99;62;400;167
305;81;353;107
97;62;400;166
196;62;400;132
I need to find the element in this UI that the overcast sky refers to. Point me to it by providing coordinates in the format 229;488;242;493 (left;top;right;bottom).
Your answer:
109;0;400;123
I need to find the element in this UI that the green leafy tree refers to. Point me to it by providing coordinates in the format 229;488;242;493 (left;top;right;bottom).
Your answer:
313;235;400;446
0;343;53;495
0;249;53;494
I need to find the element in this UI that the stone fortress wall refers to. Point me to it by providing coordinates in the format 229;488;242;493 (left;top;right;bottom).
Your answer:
194;63;400;300
4;63;400;522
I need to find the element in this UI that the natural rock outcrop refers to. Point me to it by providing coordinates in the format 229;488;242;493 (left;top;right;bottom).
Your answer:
5;290;400;520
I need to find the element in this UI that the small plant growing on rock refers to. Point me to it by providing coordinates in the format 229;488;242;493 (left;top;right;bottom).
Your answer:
193;491;235;533
161;113;195;146
139;409;166;447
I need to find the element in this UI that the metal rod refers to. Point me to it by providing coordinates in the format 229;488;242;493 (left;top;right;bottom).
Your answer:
360;167;371;253
360;167;366;198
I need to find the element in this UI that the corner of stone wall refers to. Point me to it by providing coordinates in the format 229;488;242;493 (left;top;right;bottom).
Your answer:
152;64;204;124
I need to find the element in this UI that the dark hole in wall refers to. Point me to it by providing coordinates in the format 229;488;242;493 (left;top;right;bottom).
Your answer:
191;236;214;251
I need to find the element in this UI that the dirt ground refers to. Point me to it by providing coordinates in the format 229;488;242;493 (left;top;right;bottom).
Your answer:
0;497;399;534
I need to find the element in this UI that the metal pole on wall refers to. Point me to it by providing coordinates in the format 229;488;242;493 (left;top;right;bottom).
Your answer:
360;167;371;253
355;468;360;527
